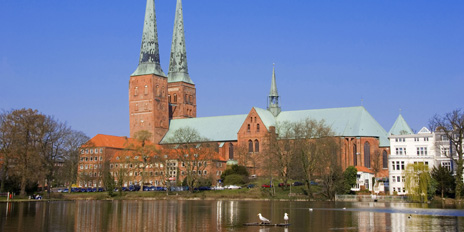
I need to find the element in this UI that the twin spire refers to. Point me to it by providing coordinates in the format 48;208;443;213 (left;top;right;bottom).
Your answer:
132;0;191;85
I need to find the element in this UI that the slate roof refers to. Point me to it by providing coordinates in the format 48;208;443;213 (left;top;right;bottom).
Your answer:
389;114;414;135
161;106;390;147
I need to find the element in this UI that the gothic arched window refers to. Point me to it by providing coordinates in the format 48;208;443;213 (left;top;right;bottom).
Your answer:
382;150;388;169
353;144;357;166
229;143;234;159
364;142;371;168
248;140;253;153
255;140;259;152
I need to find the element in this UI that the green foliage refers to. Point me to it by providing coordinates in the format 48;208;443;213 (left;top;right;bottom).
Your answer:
224;174;247;185
404;163;431;202
431;165;455;198
220;165;249;180
343;166;357;194
197;178;212;187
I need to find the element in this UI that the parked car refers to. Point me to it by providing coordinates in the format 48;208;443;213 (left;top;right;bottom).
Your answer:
293;182;304;186
247;184;255;189
278;183;290;187
261;184;273;188
63;188;69;193
225;185;241;190
212;186;225;190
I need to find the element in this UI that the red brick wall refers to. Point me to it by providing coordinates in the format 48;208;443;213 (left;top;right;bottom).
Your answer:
167;82;196;119
129;74;169;144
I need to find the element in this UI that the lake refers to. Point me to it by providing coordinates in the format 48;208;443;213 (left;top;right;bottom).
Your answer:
1;200;464;231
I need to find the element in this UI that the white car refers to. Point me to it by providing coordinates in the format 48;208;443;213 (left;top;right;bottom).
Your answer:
225;185;242;190
212;186;225;190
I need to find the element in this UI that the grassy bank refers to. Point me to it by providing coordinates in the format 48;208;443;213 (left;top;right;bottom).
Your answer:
0;185;316;202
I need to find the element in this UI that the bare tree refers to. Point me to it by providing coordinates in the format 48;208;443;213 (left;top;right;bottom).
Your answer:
60;130;89;193
164;127;217;193
126;130;159;191
430;109;464;199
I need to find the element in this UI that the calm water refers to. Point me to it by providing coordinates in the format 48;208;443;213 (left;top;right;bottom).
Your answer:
1;200;464;231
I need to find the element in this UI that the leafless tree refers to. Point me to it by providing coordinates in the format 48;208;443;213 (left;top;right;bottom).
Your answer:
164;127;217;193
430;109;464;199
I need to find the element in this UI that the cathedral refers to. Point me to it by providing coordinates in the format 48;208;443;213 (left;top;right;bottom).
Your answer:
77;0;392;187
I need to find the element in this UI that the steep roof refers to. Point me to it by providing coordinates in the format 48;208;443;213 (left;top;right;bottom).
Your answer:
160;114;248;144
161;106;390;147
82;134;141;149
131;0;165;77
389;114;413;135
168;0;193;84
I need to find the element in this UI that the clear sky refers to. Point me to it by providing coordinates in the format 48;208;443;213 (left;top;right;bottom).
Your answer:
1;0;463;138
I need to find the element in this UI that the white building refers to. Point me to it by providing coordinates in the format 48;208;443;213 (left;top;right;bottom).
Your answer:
388;114;455;195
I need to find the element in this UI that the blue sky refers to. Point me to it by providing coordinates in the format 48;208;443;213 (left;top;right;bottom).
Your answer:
1;0;463;138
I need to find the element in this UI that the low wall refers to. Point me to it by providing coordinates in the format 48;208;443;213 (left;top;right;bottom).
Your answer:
336;194;408;202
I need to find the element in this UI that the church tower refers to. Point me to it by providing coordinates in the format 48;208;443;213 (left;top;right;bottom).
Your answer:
168;0;197;119
129;0;169;144
267;64;281;117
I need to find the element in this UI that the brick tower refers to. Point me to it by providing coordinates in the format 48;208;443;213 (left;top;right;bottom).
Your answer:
168;0;196;120
129;0;169;144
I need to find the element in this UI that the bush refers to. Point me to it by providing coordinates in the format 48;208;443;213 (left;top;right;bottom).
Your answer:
224;174;247;185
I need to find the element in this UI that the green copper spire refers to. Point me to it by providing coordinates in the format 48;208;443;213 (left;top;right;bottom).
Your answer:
389;114;414;135
267;64;281;117
132;0;166;77
168;0;193;84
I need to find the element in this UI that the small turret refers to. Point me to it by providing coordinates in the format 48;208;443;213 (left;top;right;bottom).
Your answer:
267;64;281;117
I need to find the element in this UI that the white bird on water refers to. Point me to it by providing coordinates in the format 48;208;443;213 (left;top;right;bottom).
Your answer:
258;213;271;224
284;213;289;224
309;208;313;212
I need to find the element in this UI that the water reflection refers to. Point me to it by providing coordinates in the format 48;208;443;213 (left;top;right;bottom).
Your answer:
1;200;464;231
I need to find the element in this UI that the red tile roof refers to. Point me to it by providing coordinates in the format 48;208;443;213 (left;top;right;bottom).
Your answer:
82;134;155;149
355;166;374;174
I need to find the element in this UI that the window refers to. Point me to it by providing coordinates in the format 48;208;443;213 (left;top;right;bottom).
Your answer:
90;149;93;154
100;156;103;161
80;165;83;170
80;149;84;154
168;94;171;103
353;144;357;166
396;161;400;170
204;170;207;175
255;140;260;152
364;142;370;168
173;94;177;103
144;85;148;95
401;161;405;170
257;124;260;132
229;143;234;159
392;176;396;182
248;140;253;152
414;137;419;142
94;148;98;154
417;147;427;156
397;176;400;182
185;94;188;103
402;176;405;182
382;151;388;169
442;161;451;171
392;161;395;170
247;124;250;132
100;148;103;153
90;157;93;161
156;85;159;96
424;137;429;141
134;87;138;96
85;165;88;169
